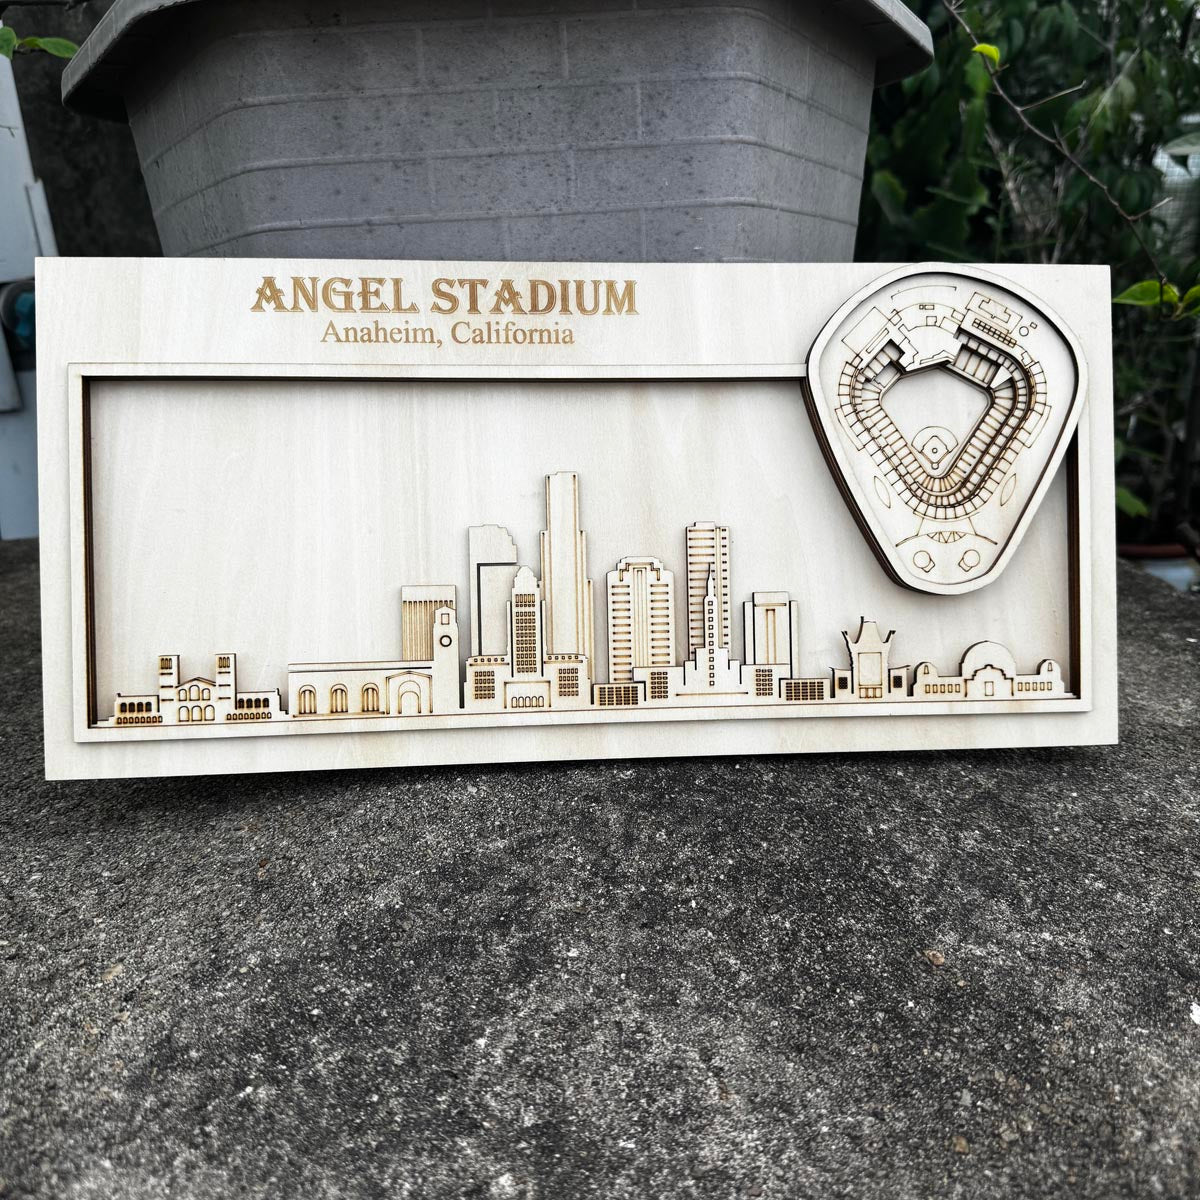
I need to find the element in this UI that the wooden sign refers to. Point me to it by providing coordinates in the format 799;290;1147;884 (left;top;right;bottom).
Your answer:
36;258;1116;780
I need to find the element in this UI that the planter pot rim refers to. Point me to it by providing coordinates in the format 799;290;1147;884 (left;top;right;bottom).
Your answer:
62;0;933;121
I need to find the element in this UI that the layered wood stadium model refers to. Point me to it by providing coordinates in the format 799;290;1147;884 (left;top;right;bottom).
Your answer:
806;266;1085;594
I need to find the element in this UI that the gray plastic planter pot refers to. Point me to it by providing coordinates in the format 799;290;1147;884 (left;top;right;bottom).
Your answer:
63;0;931;262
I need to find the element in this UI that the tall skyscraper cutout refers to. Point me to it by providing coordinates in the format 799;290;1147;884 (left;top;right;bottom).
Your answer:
539;472;595;666
686;523;731;655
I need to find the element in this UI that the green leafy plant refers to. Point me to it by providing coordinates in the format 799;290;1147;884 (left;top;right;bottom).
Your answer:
859;0;1200;544
0;26;77;60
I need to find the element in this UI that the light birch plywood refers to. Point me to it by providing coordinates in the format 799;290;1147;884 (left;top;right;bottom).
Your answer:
36;259;1117;779
806;265;1087;594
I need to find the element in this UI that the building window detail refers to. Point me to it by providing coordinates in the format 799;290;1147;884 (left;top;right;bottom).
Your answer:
330;685;348;713
649;671;668;700
474;671;495;700
298;686;316;715
362;684;379;713
179;707;190;722
159;657;173;672
218;656;230;670
784;679;827;702
514;611;537;674
203;705;215;721
558;668;579;697
597;684;639;707
755;668;774;697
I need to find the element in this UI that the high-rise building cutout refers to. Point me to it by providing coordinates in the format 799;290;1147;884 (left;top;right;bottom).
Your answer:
686;522;731;655
468;524;518;657
607;556;675;683
539;472;595;666
743;591;799;675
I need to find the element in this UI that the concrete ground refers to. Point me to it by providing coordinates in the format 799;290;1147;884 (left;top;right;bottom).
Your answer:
1;536;1197;1199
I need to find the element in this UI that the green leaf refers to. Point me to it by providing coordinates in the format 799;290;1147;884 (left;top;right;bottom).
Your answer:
1057;1;1080;44
1062;172;1093;212
35;36;78;58
1163;131;1200;157
971;43;1001;67
870;169;909;226
0;28;16;59
962;95;987;155
1095;72;1137;122
1115;486;1150;518
1181;285;1200;315
1112;280;1173;306
964;51;993;98
927;185;981;206
1006;17;1026;56
16;35;78;59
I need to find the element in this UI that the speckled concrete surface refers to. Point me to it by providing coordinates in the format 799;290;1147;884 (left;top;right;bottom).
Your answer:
1;538;1197;1199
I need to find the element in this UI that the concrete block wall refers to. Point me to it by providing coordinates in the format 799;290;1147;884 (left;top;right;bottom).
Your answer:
122;0;878;261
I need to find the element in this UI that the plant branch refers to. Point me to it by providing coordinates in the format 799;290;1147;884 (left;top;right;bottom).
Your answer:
1021;82;1086;112
942;0;1168;287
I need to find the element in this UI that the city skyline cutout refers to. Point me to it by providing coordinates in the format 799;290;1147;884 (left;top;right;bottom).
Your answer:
98;469;1071;733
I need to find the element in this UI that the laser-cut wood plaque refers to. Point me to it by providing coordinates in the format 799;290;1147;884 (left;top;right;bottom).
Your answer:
36;258;1117;780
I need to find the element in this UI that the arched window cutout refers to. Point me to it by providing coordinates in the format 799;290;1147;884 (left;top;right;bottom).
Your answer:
298;686;316;716
362;684;379;713
331;685;348;714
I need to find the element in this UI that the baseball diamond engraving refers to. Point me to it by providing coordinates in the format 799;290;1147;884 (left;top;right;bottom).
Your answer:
805;265;1087;595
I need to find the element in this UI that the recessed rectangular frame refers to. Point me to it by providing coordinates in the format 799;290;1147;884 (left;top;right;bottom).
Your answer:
37;258;1117;780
